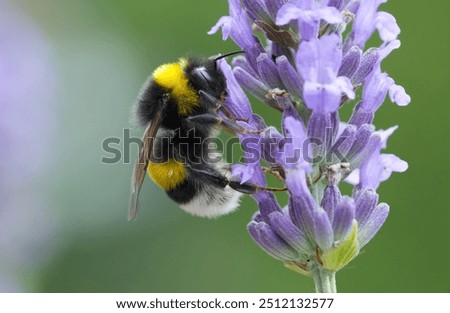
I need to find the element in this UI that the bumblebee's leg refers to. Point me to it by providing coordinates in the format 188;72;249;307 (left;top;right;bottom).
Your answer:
199;90;248;122
186;165;287;194
187;113;265;135
199;90;219;106
227;180;287;194
186;166;229;188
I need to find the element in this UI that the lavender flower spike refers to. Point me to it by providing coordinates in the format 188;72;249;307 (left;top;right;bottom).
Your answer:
210;0;410;292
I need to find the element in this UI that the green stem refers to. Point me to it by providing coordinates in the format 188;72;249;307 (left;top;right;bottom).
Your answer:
312;268;337;293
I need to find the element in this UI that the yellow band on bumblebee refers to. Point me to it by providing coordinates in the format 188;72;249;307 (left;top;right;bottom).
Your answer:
152;59;199;116
147;159;188;191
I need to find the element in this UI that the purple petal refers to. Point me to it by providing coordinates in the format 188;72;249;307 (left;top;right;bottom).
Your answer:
335;76;355;99
315;7;344;25
208;16;232;39
321;185;342;221
276;55;303;99
257;222;300;260
265;0;288;20
345;169;360;185
297;34;354;113
329;0;346;11
240;137;265;179
251;113;267;130
231;14;258;50
350;132;382;169
268;211;313;255
276;3;304;26
275;96;296;111
359;71;395;113
313;208;334;251
357;127;407;189
218;59;253;119
352;0;387;48
352;48;379;85
248;221;300;260
379;39;401;60
260;126;284;164
209;0;259;52
231;163;254;184
279;113;311;171
358;203;389;248
307;113;332;161
228;0;243;16
303;82;343;114
297;34;342;84
348;103;374;128
256;53;283;88
328;124;357;163
375;12;400;42
339;46;362;78
377;154;409;182
352;183;363;200
332;196;355;241
288;193;317;243
378;125;397;149
285;168;313;202
233;66;269;101
255;192;283;222
242;0;270;22
251;211;264;223
232;55;257;76
331;111;340;140
276;0;342;41
347;0;360;14
346;124;374;161
389;84;411;106
355;188;379;229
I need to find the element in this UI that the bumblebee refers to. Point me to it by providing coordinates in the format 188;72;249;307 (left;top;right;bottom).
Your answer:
129;53;282;220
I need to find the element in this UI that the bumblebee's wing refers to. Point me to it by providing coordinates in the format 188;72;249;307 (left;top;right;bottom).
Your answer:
128;103;165;221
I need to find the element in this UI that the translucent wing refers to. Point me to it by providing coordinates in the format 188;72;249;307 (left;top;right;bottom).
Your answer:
128;102;165;220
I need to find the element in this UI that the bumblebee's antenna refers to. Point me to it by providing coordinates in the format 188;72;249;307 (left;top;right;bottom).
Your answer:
213;50;245;62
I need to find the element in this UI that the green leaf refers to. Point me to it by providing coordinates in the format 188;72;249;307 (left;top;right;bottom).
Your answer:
322;221;359;272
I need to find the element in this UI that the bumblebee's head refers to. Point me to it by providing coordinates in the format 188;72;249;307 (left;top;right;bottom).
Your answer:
184;51;245;98
182;57;227;104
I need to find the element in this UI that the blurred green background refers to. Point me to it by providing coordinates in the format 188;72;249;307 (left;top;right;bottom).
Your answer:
5;0;449;292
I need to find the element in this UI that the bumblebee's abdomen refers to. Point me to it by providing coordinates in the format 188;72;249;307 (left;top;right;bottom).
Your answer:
147;159;187;191
166;177;198;204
